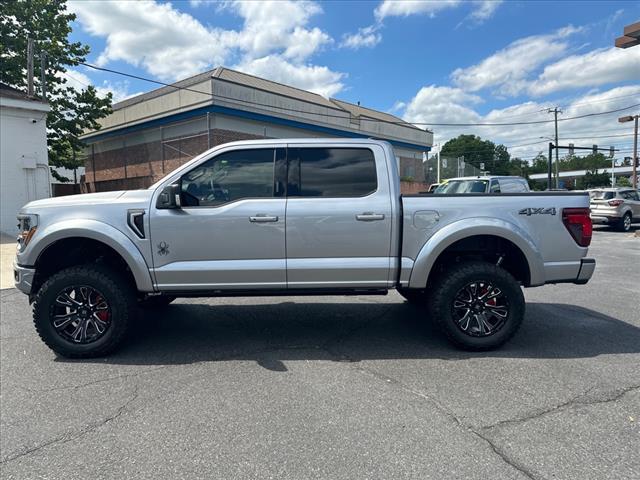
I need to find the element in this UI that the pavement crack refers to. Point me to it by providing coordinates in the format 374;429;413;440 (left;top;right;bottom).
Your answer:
481;384;640;432
470;429;541;480
324;358;540;480
0;385;139;465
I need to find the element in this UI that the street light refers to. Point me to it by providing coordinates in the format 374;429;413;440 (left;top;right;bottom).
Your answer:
619;115;639;188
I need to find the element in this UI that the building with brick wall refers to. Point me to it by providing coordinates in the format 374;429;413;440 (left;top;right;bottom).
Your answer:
80;68;433;192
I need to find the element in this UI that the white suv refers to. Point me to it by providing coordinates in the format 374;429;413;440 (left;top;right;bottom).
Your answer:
590;188;640;232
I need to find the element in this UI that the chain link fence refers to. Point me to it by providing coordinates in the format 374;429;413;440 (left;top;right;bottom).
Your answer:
424;156;483;185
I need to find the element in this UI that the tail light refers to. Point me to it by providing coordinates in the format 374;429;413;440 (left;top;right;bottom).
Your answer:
608;199;623;207
562;208;592;247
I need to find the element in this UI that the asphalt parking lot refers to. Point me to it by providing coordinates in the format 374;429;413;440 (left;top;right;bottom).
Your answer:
1;226;638;480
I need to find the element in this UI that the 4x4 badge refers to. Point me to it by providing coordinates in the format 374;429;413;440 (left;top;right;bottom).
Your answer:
157;241;170;256
519;207;556;216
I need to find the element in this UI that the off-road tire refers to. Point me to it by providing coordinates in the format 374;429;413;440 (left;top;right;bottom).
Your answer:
428;261;525;350
33;265;135;358
138;295;176;309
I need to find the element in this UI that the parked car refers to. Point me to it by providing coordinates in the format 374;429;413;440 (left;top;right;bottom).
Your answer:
589;188;640;232
434;176;530;194
14;139;594;357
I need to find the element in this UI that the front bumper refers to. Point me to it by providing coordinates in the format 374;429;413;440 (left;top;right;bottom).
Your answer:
574;258;595;285
13;262;35;294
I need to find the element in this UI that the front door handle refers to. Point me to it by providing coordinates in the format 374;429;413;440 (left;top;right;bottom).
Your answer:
356;212;385;221
249;215;279;223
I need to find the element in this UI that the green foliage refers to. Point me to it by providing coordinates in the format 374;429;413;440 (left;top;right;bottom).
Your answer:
0;0;112;181
576;170;611;190
616;176;632;187
441;134;513;175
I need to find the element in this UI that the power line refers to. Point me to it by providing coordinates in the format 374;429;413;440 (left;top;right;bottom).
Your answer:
560;92;640;109
78;61;640;128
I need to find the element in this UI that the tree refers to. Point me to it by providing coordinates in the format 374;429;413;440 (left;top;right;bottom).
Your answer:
0;0;112;181
576;170;610;190
440;134;513;175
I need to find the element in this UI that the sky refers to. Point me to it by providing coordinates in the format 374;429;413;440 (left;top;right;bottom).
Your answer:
63;0;640;161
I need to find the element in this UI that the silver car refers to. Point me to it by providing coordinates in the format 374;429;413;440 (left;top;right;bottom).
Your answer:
434;176;530;194
589;188;640;231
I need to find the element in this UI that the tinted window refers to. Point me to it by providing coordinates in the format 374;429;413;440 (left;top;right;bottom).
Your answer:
489;181;501;193
288;148;377;197
590;190;615;200
181;148;276;207
499;179;529;192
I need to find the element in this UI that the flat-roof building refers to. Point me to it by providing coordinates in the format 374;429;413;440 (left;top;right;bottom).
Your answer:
80;67;432;192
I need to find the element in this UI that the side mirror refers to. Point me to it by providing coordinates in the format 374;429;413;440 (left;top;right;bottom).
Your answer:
156;183;182;209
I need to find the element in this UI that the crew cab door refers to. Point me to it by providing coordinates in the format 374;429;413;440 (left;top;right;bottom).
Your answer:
149;146;287;291
285;144;393;288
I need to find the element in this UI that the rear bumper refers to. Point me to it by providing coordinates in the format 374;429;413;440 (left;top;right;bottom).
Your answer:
574;258;595;285
591;215;620;225
13;262;35;295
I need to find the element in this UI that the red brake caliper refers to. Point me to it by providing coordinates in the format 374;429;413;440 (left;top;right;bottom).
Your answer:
95;295;110;322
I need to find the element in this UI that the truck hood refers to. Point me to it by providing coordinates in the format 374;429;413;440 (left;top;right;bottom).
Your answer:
22;190;154;210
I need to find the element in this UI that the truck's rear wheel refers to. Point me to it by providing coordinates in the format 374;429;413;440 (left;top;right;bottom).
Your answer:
33;265;134;358
429;261;524;350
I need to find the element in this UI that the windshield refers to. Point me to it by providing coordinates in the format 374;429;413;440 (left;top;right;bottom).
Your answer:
435;179;489;194
589;190;615;200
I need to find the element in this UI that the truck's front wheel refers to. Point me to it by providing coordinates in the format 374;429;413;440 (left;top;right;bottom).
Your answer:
32;265;135;358
429;261;525;350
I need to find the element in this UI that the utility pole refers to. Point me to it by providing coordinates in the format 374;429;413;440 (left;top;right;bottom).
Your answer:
619;114;639;189
27;38;34;97
548;107;562;188
40;52;47;100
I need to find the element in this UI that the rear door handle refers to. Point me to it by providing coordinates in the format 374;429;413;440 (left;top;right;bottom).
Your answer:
249;215;279;223
356;212;385;221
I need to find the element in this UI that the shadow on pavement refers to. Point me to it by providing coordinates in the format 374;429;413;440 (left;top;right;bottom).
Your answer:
59;300;640;369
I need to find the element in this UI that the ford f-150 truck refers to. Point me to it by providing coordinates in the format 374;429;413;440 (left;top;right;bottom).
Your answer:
13;139;595;358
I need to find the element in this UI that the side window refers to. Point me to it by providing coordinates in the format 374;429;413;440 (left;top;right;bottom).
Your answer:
630;191;640;201
490;180;501;193
181;148;276;207
288;148;377;197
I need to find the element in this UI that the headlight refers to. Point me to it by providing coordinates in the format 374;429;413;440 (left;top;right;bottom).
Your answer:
16;214;38;251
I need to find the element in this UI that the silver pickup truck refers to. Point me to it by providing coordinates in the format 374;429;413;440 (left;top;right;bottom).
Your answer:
13;138;595;358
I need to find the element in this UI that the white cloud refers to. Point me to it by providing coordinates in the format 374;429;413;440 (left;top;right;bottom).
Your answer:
341;25;382;49
58;69;143;102
234;55;345;98
69;0;344;96
375;0;461;21
528;47;640;97
451;25;583;95
229;1;331;61
469;0;502;22
70;1;230;81
400;84;640;161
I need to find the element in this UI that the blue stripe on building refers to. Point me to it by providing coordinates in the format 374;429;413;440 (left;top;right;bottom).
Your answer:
82;104;431;152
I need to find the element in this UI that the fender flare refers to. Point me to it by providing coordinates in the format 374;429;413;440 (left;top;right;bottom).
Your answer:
408;217;545;288
25;219;155;292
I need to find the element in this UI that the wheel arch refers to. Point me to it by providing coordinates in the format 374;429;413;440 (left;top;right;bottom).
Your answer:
408;218;545;289
27;220;154;293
